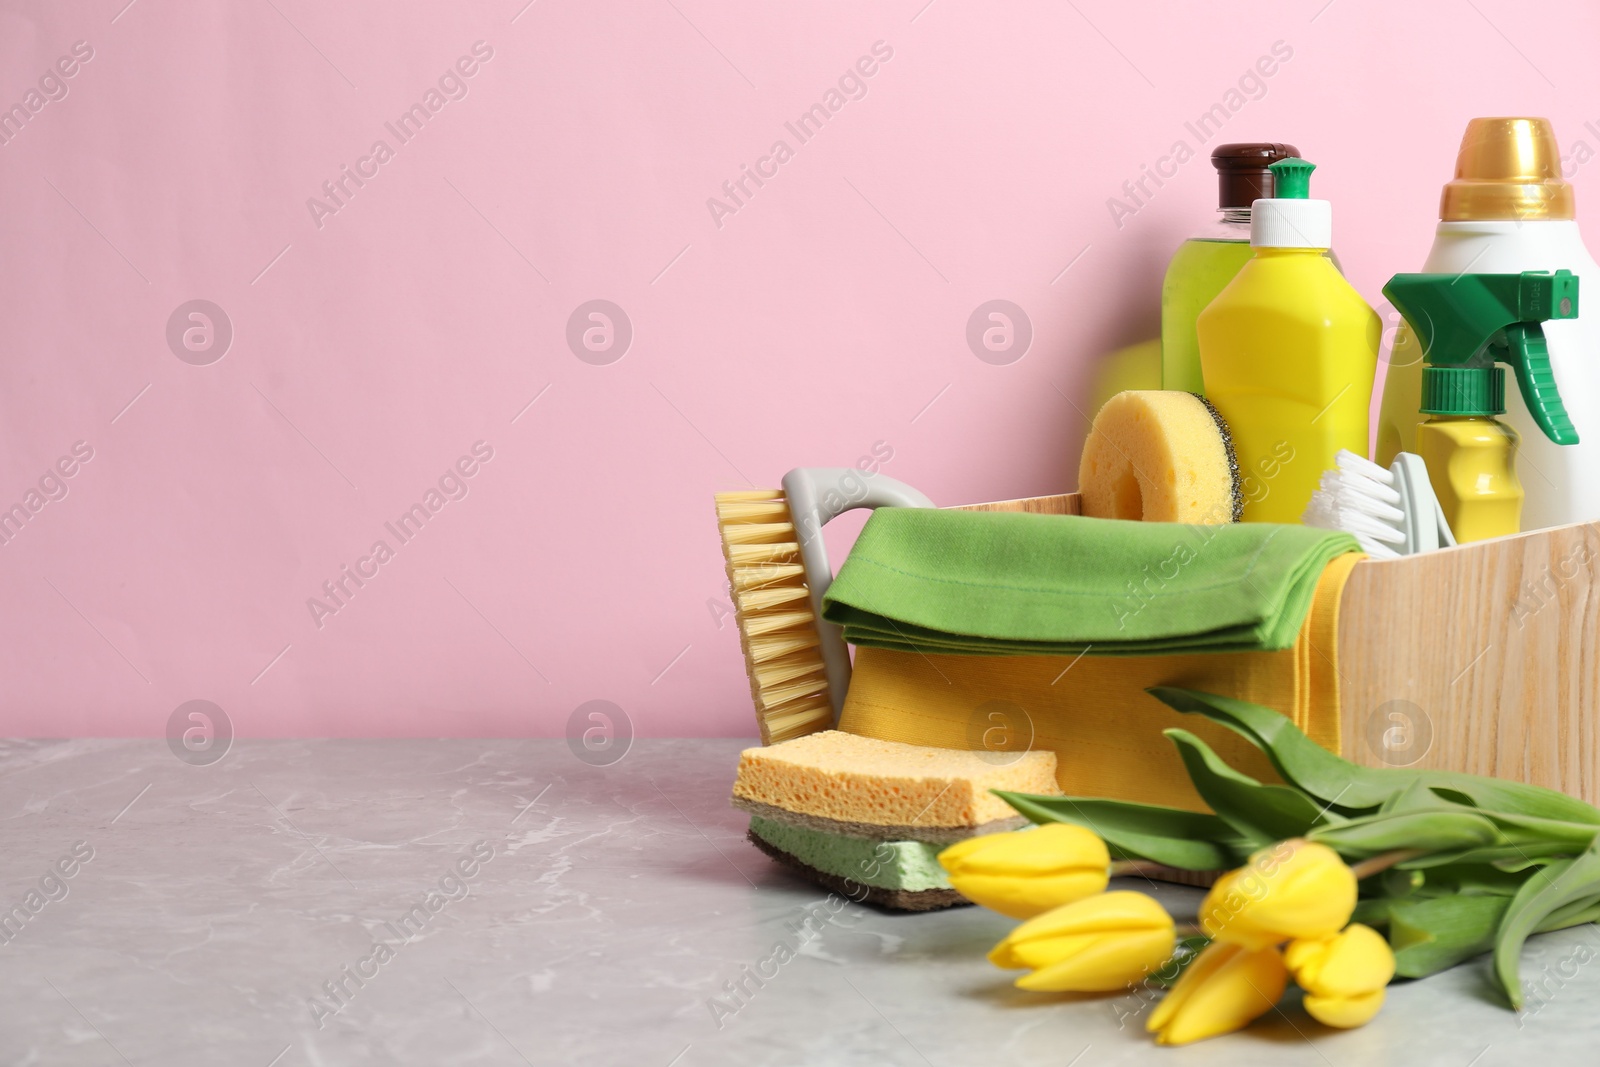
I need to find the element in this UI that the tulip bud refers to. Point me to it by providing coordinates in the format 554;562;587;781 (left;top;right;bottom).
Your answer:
1285;923;1394;1029
988;890;1176;992
1147;941;1288;1046
1199;840;1356;950
938;824;1110;920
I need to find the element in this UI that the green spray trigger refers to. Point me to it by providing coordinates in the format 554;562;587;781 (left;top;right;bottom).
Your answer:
1381;270;1581;446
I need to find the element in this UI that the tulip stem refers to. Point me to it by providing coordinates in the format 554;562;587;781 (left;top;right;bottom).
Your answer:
1349;849;1425;881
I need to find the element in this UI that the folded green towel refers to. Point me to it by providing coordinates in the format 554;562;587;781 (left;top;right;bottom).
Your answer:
821;509;1360;656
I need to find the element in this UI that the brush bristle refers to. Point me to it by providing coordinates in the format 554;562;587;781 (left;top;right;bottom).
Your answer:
715;490;835;744
1303;450;1406;559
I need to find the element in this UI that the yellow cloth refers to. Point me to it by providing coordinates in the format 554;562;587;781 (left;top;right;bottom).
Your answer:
838;552;1362;813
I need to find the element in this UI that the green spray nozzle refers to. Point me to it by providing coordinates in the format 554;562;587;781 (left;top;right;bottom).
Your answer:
1269;157;1315;199
1381;270;1581;445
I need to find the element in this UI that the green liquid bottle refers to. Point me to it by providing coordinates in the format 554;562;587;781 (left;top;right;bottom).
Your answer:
1161;218;1255;393
1161;143;1300;393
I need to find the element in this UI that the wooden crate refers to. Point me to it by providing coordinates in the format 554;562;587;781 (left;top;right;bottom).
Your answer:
959;491;1600;805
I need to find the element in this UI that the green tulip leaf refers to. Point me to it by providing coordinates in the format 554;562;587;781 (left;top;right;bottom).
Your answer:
992;791;1239;871
1147;687;1409;809
1388;894;1509;978
1308;809;1501;856
1493;839;1600;1008
1493;855;1560;874
1163;729;1334;848
1398;841;1583;871
1147;688;1600;826
1406;862;1535;898
1537;893;1600;932
1432;779;1600;826
1374;785;1599;860
1373;889;1600;980
1382;777;1467;815
1351;897;1396;928
1480;811;1600;850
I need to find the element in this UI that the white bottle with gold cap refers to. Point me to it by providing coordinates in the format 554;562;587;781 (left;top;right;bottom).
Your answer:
1376;117;1600;531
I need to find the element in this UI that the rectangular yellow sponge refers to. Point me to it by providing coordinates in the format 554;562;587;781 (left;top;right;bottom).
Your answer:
732;730;1059;829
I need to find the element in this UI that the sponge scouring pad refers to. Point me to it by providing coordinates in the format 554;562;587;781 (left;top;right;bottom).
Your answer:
731;731;1062;912
1078;390;1241;524
731;731;1059;830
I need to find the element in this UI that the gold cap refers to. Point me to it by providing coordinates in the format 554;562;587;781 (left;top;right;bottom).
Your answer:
1441;117;1574;221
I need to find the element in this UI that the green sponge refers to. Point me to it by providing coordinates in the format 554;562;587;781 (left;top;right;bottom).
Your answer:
748;816;951;892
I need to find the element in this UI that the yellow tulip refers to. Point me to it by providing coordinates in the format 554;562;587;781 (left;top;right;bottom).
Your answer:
987;890;1176;992
1199;839;1356;950
938;824;1110;920
1285;924;1395;1029
1147;941;1288;1046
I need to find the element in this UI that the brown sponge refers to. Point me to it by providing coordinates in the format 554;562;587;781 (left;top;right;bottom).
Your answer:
1078;390;1241;524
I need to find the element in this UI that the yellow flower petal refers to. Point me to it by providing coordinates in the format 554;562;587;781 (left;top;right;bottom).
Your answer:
1000;932;1098;970
941;823;1109;876
1006;890;1174;941
1285;925;1393;1030
948;869;1109;919
989;892;1175;971
1146;941;1239;1035
1149;942;1288;1046
1309;924;1395;997
937;831;1013;872
1305;988;1386;1029
1282;933;1331;980
1200;841;1356;949
1015;928;1177;993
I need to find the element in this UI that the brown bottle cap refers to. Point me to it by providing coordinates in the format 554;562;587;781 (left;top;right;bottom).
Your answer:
1212;143;1302;208
1440;117;1573;221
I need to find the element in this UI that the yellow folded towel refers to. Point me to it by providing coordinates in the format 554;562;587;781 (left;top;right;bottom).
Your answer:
838;552;1361;812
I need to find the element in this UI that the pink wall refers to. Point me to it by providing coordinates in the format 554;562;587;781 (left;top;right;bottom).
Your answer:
3;0;1597;738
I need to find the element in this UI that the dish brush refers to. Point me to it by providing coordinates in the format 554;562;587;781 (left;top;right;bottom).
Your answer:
1303;449;1456;559
714;468;933;744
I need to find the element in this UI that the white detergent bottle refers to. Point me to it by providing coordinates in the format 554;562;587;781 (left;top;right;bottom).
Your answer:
1377;117;1600;531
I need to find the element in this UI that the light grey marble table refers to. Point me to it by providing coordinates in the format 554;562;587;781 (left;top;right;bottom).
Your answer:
1;737;1596;1066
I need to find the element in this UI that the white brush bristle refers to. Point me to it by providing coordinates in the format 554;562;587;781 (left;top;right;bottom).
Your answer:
1303;449;1407;560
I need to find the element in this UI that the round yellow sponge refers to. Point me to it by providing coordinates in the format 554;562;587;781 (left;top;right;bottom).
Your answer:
1078;390;1240;524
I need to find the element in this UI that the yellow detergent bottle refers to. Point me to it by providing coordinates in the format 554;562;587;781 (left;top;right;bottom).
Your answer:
1416;417;1523;542
1197;158;1380;523
1382;270;1581;542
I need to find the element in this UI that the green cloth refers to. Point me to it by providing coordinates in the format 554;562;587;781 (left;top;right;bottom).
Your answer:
821;509;1359;656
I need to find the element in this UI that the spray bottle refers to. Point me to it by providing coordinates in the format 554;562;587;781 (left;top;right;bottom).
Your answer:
1376;118;1600;531
1381;270;1580;542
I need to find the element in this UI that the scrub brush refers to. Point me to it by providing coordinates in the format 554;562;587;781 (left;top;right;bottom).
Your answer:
714;469;933;744
1302;450;1456;559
